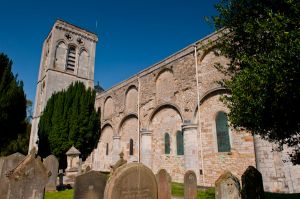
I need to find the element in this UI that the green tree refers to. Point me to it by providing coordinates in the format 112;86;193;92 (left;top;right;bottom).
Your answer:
0;53;28;156
38;82;100;168
211;0;300;163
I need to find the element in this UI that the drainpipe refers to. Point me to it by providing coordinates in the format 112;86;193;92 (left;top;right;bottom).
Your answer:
137;75;141;162
194;45;205;185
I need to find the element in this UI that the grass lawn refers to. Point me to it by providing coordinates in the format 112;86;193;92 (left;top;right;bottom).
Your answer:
44;189;73;199
45;183;300;199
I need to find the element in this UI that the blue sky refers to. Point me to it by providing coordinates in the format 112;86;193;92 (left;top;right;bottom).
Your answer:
0;0;219;103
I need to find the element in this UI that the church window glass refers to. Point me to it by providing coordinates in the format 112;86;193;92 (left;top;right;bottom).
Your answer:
176;131;184;155
129;139;134;155
164;133;170;154
216;112;231;152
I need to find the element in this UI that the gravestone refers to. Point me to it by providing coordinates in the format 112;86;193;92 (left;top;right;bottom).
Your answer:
4;153;48;199
241;166;265;199
110;151;127;173
74;170;107;199
0;152;25;197
215;171;241;199
43;155;59;192
156;169;171;199
184;170;197;199
0;152;25;177
104;162;158;199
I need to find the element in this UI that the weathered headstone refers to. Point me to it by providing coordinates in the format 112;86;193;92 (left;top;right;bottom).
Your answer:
104;162;158;199
215;171;241;199
156;169;171;199
0;152;25;197
57;169;64;190
43;155;59;192
0;152;25;177
4;153;48;199
241;166;265;199
184;170;197;199
110;151;127;172
74;170;107;199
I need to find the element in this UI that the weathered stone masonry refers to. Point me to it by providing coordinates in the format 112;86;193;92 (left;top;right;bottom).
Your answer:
92;32;256;187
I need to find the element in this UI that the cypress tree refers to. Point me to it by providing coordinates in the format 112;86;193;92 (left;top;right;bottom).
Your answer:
38;82;100;168
0;53;27;155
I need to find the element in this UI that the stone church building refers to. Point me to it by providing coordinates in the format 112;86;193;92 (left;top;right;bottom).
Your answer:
29;20;300;193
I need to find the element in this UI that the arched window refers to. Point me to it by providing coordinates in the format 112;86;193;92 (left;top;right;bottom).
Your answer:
216;112;231;152
66;46;76;71
176;131;184;155
106;143;109;155
164;133;170;154
129;139;134;155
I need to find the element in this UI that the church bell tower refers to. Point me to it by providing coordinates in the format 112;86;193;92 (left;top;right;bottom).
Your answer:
29;20;98;151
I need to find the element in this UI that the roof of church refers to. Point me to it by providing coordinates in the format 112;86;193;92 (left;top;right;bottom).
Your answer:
66;146;81;155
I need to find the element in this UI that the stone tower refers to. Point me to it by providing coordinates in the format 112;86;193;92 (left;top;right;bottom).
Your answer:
29;20;98;151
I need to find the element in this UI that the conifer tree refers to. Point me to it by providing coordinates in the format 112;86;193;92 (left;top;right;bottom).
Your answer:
38;82;100;168
0;53;27;155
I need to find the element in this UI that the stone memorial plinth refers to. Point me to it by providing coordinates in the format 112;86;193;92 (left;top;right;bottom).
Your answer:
184;170;197;199
65;146;81;184
215;171;241;199
156;169;171;199
74;170;107;199
43;155;59;192
241;166;265;199
104;162;158;199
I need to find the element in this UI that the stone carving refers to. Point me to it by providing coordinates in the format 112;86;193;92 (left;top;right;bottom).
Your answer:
241;166;265;199
74;170;107;199
110;152;127;172
43;155;59;192
65;145;81;181
215;171;241;199
104;162;158;199
184;170;197;199
0;152;25;197
1;153;48;199
156;169;171;199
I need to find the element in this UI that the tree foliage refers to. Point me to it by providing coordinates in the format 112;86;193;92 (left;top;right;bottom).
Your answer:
212;0;300;164
0;53;28;156
38;82;100;168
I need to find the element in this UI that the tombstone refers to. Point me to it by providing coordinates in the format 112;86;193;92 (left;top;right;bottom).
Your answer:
3;153;48;199
156;169;171;199
43;155;59;192
0;152;25;177
104;162;158;199
65;146;81;185
74;170;107;199
110;151;127;172
0;152;25;197
215;171;241;199
57;169;64;190
184;170;197;199
241;166;265;199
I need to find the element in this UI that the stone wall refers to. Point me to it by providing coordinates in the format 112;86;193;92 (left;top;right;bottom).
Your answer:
92;32;255;186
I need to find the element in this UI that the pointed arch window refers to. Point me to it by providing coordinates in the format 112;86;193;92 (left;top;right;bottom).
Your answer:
164;133;170;154
66;46;76;71
176;131;184;155
106;143;109;155
129;139;134;155
216;112;231;152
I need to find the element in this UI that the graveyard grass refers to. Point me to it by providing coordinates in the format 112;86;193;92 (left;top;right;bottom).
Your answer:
44;184;300;199
45;189;73;199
